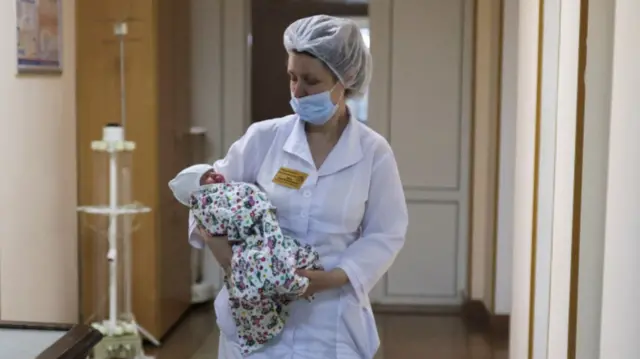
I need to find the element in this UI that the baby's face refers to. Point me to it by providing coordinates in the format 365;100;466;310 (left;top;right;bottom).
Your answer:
200;170;226;185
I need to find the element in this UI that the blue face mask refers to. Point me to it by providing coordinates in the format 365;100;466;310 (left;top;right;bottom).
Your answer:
289;88;339;125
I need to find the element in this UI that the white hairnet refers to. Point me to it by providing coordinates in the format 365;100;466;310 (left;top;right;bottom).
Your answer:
284;15;372;97
168;164;213;206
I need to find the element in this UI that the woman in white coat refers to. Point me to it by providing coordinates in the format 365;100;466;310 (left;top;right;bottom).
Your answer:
188;15;409;359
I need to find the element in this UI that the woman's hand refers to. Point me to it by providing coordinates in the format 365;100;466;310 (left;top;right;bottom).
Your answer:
197;227;233;270
297;268;350;298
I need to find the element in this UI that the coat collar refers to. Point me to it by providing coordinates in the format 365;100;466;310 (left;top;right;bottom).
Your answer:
282;114;364;176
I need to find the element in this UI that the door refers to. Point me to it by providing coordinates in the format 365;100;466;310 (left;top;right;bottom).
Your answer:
368;0;473;306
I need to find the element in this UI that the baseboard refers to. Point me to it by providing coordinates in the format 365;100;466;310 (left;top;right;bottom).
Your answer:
0;320;74;331
191;282;216;304
36;324;103;359
461;299;509;341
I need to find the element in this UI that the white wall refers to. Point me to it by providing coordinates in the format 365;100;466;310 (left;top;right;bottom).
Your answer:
493;0;518;315
494;0;616;330
510;0;583;357
508;0;543;353
0;0;78;322
598;0;640;357
575;0;614;356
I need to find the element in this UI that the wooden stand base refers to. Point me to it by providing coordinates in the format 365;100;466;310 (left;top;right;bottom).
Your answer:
91;332;151;359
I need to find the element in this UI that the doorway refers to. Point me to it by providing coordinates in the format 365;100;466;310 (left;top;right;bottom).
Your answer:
192;0;473;307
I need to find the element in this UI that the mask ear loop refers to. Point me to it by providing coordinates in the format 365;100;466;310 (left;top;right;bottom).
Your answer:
329;82;346;106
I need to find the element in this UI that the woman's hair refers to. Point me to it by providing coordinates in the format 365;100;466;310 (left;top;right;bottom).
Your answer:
284;15;372;98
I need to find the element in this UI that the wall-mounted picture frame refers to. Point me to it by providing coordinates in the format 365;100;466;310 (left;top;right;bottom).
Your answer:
16;0;62;74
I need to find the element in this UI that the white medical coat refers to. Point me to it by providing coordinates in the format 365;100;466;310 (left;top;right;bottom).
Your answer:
188;114;408;359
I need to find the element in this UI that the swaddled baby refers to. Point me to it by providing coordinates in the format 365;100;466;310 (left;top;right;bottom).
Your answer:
168;164;322;355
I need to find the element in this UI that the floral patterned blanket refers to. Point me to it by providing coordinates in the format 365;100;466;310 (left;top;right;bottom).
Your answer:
190;182;322;355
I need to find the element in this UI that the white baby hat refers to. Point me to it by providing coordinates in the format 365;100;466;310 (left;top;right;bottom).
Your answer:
168;164;214;206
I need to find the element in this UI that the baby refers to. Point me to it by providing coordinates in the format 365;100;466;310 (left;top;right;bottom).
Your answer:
168;164;322;355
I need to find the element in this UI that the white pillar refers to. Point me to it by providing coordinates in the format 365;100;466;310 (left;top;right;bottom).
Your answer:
598;0;640;358
510;0;583;357
544;0;582;356
509;0;543;353
494;0;519;316
574;0;615;357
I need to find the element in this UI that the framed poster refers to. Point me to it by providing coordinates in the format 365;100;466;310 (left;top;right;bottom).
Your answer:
16;0;62;73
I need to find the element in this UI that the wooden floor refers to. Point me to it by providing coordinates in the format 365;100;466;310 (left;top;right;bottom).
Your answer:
145;303;508;359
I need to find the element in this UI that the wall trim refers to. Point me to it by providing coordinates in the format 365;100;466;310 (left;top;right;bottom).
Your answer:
466;0;478;301
0;321;74;331
462;299;510;341
528;0;545;357
567;0;589;356
490;0;506;313
35;324;103;359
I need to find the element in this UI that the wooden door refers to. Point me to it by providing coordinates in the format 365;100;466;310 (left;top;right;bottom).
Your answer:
77;0;192;338
77;0;161;331
155;0;193;336
368;0;473;306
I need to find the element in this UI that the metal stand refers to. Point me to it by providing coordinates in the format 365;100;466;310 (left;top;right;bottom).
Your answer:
78;143;153;359
114;20;161;349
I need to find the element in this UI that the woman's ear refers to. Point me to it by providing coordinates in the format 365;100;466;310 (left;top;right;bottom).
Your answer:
332;82;346;103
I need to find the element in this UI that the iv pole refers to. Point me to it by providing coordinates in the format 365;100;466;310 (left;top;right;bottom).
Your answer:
114;20;161;347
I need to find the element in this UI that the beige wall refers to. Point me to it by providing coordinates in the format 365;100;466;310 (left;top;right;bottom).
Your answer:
470;0;502;309
0;0;78;322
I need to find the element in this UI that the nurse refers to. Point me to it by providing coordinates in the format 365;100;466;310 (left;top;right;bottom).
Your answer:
188;14;409;359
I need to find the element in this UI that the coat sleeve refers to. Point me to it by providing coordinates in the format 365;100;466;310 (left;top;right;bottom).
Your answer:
336;147;409;305
188;121;277;249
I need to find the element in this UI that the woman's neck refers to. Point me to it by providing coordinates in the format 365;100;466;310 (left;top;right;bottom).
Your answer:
305;103;349;140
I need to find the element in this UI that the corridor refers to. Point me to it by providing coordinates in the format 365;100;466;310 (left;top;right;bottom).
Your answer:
148;305;508;359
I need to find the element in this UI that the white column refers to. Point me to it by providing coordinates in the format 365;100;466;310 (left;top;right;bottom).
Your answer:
509;0;543;353
510;0;583;357
494;0;519;316
575;0;615;357
598;0;640;358
544;0;582;356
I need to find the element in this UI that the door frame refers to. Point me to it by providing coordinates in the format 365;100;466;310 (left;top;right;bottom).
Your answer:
190;0;252;294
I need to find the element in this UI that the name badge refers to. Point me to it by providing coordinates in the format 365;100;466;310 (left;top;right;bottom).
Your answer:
272;167;309;190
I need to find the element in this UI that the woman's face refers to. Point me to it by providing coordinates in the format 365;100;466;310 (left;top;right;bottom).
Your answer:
287;52;345;105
